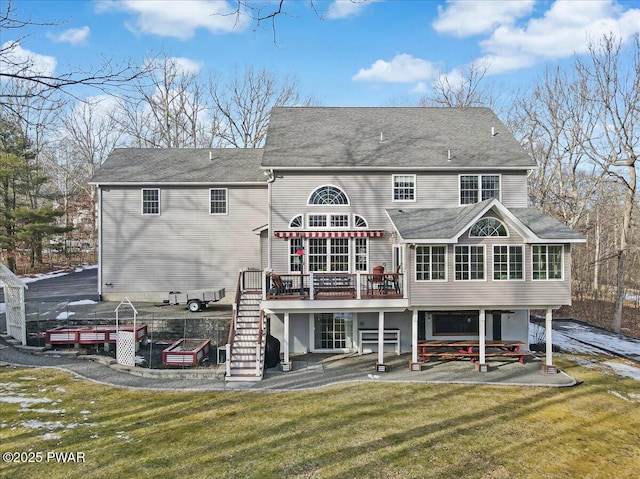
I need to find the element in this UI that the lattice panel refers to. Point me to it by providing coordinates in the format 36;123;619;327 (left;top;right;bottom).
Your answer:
116;331;136;367
5;286;25;345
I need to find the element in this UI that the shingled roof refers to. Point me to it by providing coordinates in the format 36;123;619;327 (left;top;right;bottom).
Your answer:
262;107;536;169
387;200;585;243
90;148;265;184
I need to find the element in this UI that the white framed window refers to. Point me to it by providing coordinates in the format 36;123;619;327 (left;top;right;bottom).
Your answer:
354;238;368;272
289;237;304;272
307;214;350;229
459;174;501;205
289;215;303;228
470;217;508;237
455;245;485;280
392;174;416;202
209;188;228;215
308;214;327;228
416;246;447;281
493;245;524;280
330;214;349;228
142;188;160;215
308;238;350;272
532;245;563;280
308;185;349;205
354;214;368;228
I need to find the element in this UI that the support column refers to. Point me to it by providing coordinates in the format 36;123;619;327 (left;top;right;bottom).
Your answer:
542;308;557;374
476;309;489;372
409;310;421;371
376;311;387;372
281;313;292;371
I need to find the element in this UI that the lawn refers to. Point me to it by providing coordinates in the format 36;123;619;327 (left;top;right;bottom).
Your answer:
1;356;639;479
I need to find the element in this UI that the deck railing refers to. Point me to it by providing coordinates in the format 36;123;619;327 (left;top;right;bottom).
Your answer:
265;271;404;300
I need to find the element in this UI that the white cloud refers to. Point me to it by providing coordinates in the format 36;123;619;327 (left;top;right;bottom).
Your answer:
145;56;204;75
353;53;440;82
46;26;91;46
96;0;247;40
0;41;56;76
433;0;535;37
326;0;378;20
480;0;640;74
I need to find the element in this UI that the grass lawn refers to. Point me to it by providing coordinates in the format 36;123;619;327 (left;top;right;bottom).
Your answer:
1;356;639;479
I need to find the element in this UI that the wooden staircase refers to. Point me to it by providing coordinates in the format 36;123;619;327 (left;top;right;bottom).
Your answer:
225;271;266;382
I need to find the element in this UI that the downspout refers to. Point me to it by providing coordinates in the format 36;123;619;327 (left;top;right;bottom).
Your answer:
97;186;103;299
265;169;275;270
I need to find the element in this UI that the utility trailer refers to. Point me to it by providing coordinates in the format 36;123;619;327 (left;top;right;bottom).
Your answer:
164;288;225;312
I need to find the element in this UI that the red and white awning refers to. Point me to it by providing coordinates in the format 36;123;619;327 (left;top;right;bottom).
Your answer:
274;230;384;239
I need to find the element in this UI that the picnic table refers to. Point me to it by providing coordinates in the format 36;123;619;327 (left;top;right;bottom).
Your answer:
418;340;528;364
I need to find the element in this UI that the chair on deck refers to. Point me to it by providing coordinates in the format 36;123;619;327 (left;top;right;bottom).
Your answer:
369;265;385;294
269;274;284;295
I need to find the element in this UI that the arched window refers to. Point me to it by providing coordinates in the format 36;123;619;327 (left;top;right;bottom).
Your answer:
470;217;508;237
289;215;303;228
354;214;368;228
308;185;349;205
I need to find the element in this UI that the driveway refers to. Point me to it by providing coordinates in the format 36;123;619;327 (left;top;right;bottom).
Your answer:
1;268;99;303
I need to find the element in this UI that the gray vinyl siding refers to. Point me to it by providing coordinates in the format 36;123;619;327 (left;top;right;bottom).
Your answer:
269;170;529;273
270;172;397;272
100;185;267;299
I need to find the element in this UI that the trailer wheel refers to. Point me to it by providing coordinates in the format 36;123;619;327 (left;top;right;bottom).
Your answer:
188;299;202;312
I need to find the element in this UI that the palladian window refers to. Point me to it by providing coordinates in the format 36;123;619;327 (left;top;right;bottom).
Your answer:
308;185;349;205
470;217;508;237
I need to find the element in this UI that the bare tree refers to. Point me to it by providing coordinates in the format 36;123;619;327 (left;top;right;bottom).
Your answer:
578;34;640;332
420;61;496;109
509;66;606;229
117;56;217;148
208;66;316;147
0;0;145;122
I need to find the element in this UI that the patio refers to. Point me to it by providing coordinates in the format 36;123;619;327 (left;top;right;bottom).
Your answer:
254;352;577;391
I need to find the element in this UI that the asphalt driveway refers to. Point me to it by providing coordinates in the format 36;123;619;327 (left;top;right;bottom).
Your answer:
1;268;99;303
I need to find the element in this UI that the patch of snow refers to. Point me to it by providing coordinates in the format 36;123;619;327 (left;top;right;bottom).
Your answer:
18;407;66;414
608;390;630;401
0;394;53;408
79;410;91;415
20;271;70;284
68;299;98;306
56;311;75;320
18;377;38;381
529;323;607;354
604;361;640;381
552;321;640;357
55;387;66;393
42;433;61;440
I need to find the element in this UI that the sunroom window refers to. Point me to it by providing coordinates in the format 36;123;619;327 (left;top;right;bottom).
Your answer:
455;245;485;280
532;245;563;280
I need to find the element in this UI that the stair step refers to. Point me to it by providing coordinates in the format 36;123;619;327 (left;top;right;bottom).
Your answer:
232;355;258;362
231;361;261;369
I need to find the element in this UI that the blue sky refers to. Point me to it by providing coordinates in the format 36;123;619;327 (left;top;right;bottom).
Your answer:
6;0;640;108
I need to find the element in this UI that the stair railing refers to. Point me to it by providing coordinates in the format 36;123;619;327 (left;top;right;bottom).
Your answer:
226;270;244;376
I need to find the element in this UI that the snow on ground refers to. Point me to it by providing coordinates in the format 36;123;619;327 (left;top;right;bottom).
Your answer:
68;299;97;306
529;323;605;354
16;264;97;284
552;321;640;358
530;320;640;382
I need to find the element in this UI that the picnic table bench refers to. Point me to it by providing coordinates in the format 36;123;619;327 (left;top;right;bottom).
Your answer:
418;340;528;364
